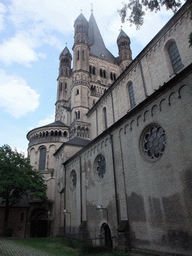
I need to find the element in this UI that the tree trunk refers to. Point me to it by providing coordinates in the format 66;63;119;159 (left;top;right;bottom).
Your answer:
3;198;11;236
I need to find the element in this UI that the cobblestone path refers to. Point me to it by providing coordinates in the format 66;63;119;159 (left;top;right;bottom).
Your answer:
0;238;53;256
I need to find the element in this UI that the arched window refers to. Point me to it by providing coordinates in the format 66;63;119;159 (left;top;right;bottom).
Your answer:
82;50;84;60
77;50;79;60
168;42;183;73
39;147;46;170
65;83;67;91
103;107;107;130
75;110;80;119
76;89;79;95
93;66;96;75
128;82;136;108
59;83;62;91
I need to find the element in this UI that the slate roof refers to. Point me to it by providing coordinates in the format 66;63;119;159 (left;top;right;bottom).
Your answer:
0;195;30;207
75;13;88;24
88;13;117;63
117;29;130;43
54;137;90;155
27;121;69;138
65;137;90;147
43;120;68;128
60;46;72;58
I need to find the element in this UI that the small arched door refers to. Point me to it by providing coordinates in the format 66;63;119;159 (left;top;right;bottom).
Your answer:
101;223;113;251
30;211;49;237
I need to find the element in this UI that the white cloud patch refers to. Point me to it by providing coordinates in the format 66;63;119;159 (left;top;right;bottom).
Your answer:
1;0;182;66
0;2;6;30
0;69;40;118
0;33;46;66
37;113;55;127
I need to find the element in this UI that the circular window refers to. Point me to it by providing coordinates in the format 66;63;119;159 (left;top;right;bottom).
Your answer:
142;125;166;161
95;155;106;179
70;170;77;190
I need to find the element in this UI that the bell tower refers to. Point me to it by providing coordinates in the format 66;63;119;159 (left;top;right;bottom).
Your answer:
55;46;72;125
117;29;132;72
70;13;91;139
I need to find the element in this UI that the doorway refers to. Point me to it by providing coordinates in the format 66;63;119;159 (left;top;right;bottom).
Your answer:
101;223;113;251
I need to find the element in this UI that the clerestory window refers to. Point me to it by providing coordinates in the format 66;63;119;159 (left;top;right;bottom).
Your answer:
168;42;183;73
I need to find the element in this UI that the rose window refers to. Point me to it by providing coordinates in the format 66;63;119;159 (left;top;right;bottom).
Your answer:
142;125;166;161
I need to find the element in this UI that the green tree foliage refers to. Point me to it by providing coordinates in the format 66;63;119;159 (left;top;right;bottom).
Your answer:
0;144;47;235
118;0;182;27
119;0;192;46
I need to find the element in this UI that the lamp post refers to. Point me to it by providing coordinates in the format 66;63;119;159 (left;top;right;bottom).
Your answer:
63;209;71;234
47;211;51;237
96;205;108;224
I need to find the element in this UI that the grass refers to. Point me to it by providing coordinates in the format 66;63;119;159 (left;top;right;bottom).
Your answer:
10;238;78;256
9;237;128;256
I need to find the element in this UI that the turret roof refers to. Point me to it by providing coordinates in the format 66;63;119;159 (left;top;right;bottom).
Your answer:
117;29;130;43
88;13;117;63
60;46;72;58
75;13;88;24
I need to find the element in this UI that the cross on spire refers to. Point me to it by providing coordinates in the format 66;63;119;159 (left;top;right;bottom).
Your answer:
90;3;93;12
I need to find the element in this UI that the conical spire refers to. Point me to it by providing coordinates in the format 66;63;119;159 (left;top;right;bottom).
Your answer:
117;29;130;43
74;13;88;25
60;46;72;58
88;13;116;62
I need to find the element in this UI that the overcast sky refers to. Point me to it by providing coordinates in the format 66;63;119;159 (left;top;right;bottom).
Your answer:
0;0;178;155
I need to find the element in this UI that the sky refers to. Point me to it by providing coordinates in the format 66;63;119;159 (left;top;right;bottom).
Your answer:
0;0;179;156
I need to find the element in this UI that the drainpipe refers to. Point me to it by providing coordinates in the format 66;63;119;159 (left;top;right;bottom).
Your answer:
63;164;67;234
96;108;98;136
110;91;115;123
78;155;83;223
119;129;129;220
107;131;120;226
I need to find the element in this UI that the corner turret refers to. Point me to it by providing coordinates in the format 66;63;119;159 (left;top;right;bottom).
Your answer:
55;46;72;124
117;29;132;71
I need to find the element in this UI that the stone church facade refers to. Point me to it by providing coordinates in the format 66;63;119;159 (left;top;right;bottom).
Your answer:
25;1;192;254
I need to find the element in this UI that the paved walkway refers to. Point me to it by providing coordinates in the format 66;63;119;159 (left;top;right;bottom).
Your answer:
0;238;53;256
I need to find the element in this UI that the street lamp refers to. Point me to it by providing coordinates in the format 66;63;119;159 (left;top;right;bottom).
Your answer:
47;211;51;237
96;205;108;224
63;209;71;234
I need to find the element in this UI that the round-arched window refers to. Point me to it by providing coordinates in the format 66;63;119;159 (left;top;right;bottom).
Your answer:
70;170;77;190
95;155;106;179
141;124;166;161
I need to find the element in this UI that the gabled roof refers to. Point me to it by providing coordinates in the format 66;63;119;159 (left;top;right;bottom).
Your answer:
88;13;117;63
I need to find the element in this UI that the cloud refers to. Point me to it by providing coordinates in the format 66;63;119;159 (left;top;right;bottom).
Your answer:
0;2;6;30
37;113;55;127
0;33;46;66
0;69;40;118
1;0;180;66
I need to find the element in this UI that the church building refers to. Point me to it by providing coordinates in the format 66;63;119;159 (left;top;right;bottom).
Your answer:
25;1;192;254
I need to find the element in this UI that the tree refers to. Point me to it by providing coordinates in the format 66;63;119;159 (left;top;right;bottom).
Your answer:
118;0;192;46
0;144;47;236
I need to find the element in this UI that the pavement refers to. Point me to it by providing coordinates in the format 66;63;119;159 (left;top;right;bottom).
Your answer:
0;238;53;256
